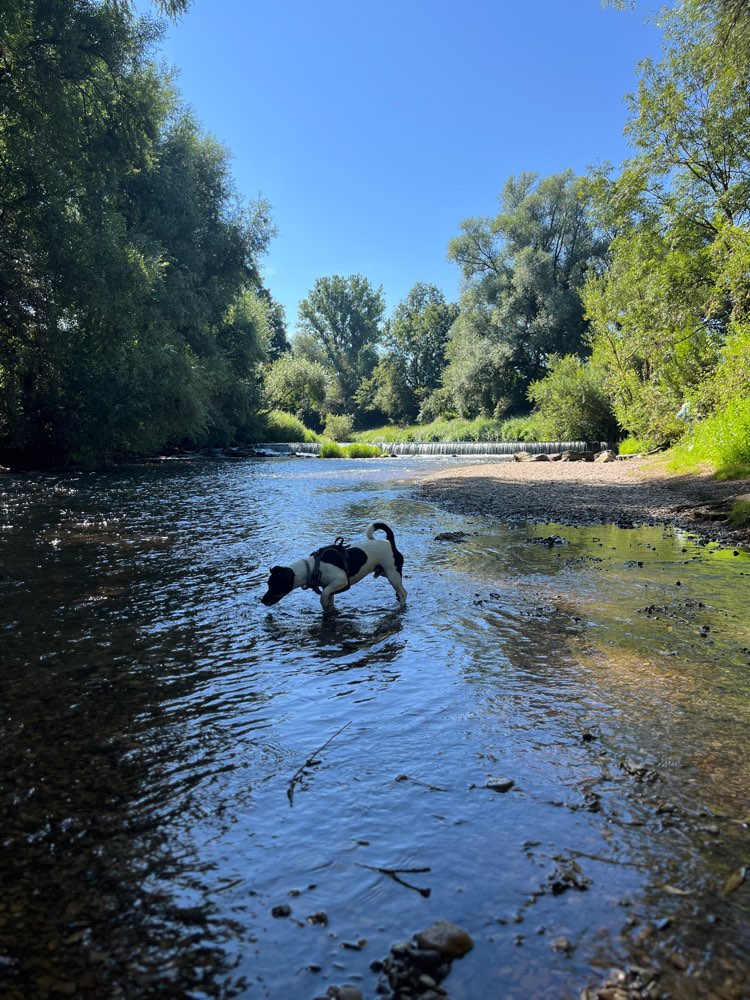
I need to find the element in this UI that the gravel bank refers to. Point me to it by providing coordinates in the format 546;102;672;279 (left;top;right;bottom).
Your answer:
417;456;750;544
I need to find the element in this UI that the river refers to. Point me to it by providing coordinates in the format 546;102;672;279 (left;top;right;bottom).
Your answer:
1;456;748;999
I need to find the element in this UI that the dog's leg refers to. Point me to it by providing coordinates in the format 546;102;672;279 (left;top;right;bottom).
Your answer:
383;567;407;609
320;582;347;613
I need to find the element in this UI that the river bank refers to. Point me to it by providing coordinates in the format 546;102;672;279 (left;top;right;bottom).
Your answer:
417;456;750;546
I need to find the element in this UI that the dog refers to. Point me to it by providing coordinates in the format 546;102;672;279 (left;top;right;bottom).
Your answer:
261;521;407;612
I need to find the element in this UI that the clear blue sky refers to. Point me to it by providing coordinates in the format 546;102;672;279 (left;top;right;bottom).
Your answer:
143;1;662;329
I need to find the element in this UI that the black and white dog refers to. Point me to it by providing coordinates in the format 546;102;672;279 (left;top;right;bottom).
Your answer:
261;521;407;612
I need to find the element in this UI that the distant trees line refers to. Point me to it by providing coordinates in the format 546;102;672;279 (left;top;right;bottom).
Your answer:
1;0;748;468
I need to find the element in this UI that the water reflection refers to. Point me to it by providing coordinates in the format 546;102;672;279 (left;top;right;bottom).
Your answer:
0;458;748;999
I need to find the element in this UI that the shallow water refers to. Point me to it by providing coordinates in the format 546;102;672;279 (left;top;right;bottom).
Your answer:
1;457;748;999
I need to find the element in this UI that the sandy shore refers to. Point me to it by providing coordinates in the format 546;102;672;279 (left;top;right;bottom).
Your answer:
417;456;750;544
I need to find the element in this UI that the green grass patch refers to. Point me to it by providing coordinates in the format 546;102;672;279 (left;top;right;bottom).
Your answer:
618;435;654;456
352;415;541;444
319;441;383;458
257;410;320;443
668;396;750;479
728;500;750;529
345;443;383;458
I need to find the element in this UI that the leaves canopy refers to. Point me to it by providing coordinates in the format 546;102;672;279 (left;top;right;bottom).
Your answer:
444;170;608;417
0;0;274;464
297;274;385;414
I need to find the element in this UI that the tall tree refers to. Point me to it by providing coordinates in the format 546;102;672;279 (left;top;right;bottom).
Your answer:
585;0;750;444
358;284;458;423
296;274;385;414
444;171;608;417
0;0;274;464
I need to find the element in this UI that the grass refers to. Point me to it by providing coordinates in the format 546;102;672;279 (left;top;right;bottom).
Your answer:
319;441;383;458
256;410;320;443
617;435;654;456
351;415;541;444
668;397;750;479
728;500;750;529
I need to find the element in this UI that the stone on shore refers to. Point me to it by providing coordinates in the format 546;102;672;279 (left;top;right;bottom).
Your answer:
594;450;617;463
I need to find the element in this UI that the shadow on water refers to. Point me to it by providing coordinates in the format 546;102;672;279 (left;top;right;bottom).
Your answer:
0;457;748;999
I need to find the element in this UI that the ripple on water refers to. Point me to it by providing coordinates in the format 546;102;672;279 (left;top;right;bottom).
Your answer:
0;459;748;999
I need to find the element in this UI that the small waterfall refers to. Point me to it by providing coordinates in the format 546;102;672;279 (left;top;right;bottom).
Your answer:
256;440;614;456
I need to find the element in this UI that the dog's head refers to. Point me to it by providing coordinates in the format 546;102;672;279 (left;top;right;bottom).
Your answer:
261;565;295;606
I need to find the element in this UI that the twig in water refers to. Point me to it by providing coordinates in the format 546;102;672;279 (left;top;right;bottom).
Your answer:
287;720;352;806
357;862;432;897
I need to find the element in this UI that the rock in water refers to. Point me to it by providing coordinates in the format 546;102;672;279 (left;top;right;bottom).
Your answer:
415;920;474;958
487;777;515;793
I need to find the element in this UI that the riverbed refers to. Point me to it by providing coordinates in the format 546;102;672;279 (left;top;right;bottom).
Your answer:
1;456;748;999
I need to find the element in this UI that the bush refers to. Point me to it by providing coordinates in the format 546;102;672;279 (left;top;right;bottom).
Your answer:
319;441;382;458
669;395;750;478
346;443;382;457
257;409;319;443
351;415;544;444
319;441;345;458
618;435;653;455
528;355;617;441
323;413;354;441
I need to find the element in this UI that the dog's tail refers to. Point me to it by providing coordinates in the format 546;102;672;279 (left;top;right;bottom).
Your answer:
366;521;395;543
366;522;404;577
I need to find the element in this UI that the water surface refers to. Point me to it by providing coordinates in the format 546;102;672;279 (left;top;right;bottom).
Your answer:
1;457;748;999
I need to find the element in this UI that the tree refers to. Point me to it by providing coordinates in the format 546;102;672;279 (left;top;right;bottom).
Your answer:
0;1;274;464
585;0;750;445
264;354;328;423
444;171;608;417
356;283;458;423
297;275;385;414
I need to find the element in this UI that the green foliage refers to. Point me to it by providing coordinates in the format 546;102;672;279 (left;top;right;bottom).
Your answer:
360;284;459;423
443;171;608;417
727;500;750;529
344;443;383;458
618;435;654;455
257;410;319;443
322;413;354;442
417;387;458;423
528;356;617;441
352;415;542;444
297;275;385;415
586;2;750;453
669;395;750;477
0;1;274;466
264;354;328;417
319;441;383;458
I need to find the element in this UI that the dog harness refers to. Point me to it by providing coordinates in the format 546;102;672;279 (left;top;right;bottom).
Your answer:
303;537;352;594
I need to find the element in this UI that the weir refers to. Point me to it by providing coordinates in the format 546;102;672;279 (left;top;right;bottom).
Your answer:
256;440;614;456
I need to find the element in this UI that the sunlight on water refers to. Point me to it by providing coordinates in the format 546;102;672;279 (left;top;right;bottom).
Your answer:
1;457;748;999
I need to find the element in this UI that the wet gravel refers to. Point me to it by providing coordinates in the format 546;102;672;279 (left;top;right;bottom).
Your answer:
417;458;750;545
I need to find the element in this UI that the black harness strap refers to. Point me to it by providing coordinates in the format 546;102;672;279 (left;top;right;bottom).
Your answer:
303;537;351;595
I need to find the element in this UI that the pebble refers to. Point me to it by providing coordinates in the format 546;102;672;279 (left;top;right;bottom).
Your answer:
552;936;574;954
271;904;291;918
327;987;363;1000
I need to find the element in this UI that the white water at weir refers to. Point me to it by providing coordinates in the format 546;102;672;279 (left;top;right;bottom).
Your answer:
257;440;613;456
